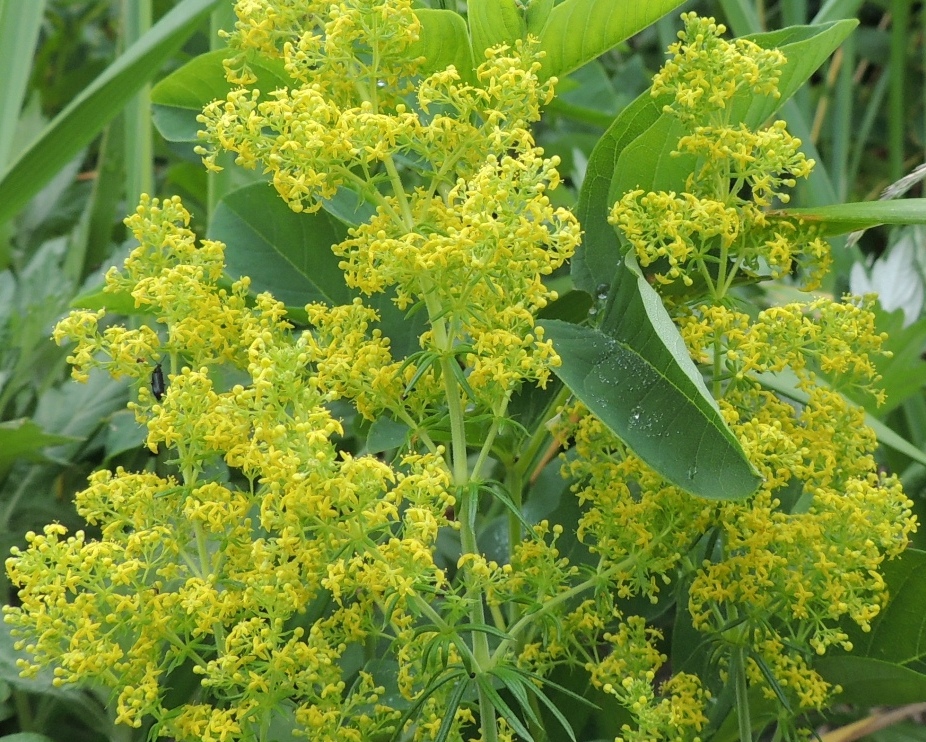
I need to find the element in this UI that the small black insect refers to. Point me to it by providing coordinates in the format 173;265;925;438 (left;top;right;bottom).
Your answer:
150;363;166;401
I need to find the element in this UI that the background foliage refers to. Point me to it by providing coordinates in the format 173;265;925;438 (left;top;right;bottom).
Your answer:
3;0;926;740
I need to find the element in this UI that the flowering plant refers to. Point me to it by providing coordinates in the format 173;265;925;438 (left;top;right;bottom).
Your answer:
4;2;923;741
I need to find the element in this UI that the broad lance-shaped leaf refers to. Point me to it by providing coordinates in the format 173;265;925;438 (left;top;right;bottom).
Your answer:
572;19;857;294
772;199;926;236
208;182;352;312
411;9;475;81
541;256;761;500
537;0;685;81
209;182;426;359
151;49;291;144
468;0;524;63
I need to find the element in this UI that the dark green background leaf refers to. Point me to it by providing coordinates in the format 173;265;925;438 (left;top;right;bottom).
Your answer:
538;0;685;81
208;183;351;312
816;548;926;705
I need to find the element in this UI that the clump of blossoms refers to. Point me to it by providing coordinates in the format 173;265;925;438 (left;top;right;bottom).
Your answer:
611;13;831;293
2;4;916;742
6;1;580;741
564;10;914;737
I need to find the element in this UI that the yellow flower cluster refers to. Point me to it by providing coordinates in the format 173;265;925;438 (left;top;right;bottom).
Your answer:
8;1;583;739
6;197;458;739
610;12;829;295
587;617;710;742
562;12;916;731
199;0;579;408
7;4;916;741
652;14;784;124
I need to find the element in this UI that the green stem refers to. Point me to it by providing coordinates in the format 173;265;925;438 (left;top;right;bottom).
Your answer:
392;405;439;454
733;645;753;742
512;383;571;484
490;560;631;664
421;293;497;739
712;333;723;399
477;682;500;742
472;393;512;481
383;154;415;229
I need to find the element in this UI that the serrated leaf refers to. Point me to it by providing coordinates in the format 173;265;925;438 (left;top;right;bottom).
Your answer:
411;9;475;81
773;199;926;236
541;256;760;500
151;49;291;143
816;549;926;705
208;182;352;310
0;0;222;226
538;0;685;81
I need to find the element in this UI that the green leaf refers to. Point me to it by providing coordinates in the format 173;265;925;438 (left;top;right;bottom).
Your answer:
538;0;685;81
772;199;926;236
389;669;468;742
468;0;524;61
498;666;583;741
609;23;857;208
735;21;858;128
434;675;470;742
208;182;352;311
151;49;291;143
34;373;131;466
815;548;926;705
524;0;554;36
540;256;761;500
0;0;45;170
0;0;222;226
867;307;926;416
475;674;534;741
0;420;75;478
756;370;926;468
411;9;475;81
492;669;543;730
366;417;410;454
572;92;663;293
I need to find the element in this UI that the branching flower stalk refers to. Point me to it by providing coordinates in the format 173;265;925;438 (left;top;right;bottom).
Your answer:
3;5;917;742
